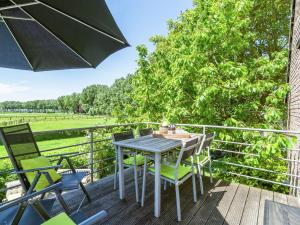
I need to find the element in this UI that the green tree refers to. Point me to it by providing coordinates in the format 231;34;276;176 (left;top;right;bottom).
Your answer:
128;0;290;129
118;0;291;192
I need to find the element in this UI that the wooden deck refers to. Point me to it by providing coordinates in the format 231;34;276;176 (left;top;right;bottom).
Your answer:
56;169;300;225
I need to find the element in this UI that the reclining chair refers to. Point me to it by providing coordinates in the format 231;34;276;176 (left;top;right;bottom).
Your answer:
0;123;92;214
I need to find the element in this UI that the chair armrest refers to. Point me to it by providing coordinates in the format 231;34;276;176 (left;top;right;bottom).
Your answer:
78;210;108;225
0;182;62;212
12;165;62;174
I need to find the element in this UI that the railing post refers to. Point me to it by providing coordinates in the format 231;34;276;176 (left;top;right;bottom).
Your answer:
88;129;94;183
202;125;206;135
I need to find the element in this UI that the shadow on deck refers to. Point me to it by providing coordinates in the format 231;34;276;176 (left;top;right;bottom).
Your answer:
54;169;300;225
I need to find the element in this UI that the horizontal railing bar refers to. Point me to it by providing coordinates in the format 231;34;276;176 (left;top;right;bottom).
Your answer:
59;156;115;173
39;138;111;153
212;148;259;157
225;171;300;189
48;152;79;159
33;123;141;135
145;122;300;135
88;164;115;176
214;160;299;178
214;140;253;146
213;148;300;163
0;138;112;161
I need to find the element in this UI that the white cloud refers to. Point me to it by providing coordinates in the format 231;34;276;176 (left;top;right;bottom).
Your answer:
0;82;31;95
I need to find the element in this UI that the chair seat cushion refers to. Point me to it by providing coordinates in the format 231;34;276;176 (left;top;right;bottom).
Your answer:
20;156;62;191
41;212;76;225
123;154;145;166
149;164;192;180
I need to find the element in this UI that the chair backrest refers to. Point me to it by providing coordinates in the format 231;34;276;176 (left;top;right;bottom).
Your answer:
112;130;134;142
0;123;41;190
176;137;201;167
196;132;215;155
138;128;153;137
202;133;215;150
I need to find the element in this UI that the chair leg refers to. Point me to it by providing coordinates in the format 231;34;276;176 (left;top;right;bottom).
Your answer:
114;152;118;190
164;180;167;191
79;181;92;203
55;190;71;215
133;160;139;203
197;164;204;195
192;172;197;203
175;184;181;221
141;158;147;207
209;160;213;183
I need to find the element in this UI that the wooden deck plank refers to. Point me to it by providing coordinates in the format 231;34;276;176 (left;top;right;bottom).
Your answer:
47;171;300;225
204;183;239;225
274;192;288;205
257;189;274;225
101;180;154;225
180;179;218;225
186;180;227;225
287;195;300;207
240;187;261;225
81;173;146;222
224;184;250;225
151;178;218;225
150;179;195;225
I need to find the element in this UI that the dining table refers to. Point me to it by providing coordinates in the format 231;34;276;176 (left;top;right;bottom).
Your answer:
112;135;184;218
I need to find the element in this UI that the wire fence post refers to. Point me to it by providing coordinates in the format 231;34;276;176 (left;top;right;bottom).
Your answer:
88;129;94;183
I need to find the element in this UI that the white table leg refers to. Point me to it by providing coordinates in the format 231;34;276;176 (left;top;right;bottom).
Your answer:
118;146;125;199
154;152;161;217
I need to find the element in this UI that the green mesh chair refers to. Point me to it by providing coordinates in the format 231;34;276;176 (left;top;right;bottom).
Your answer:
0;123;92;214
141;137;200;221
112;130;145;202
0;172;107;225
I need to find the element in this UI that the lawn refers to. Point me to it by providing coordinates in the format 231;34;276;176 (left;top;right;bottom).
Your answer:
0;113;116;158
30;117;116;131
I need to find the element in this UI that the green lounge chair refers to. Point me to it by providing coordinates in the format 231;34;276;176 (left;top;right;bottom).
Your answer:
0;172;107;225
0;123;92;214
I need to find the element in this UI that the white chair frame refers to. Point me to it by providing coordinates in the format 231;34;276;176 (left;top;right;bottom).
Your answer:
112;131;142;203
195;133;215;195
141;137;201;221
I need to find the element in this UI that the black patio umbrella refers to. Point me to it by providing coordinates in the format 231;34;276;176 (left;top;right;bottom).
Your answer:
0;0;129;71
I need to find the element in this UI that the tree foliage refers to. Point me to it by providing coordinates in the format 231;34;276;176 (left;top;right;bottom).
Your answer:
126;0;290;129
0;75;133;116
116;0;292;191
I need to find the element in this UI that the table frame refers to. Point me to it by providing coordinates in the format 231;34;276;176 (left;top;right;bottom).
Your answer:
113;136;182;217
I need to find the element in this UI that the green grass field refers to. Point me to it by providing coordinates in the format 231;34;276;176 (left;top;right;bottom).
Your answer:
0;113;116;158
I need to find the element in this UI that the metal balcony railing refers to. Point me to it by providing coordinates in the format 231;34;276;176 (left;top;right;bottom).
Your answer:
0;122;299;204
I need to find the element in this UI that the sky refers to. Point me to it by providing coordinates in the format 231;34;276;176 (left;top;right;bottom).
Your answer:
0;0;194;101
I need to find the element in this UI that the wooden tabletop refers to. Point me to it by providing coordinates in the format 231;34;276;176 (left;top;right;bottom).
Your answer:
112;135;182;153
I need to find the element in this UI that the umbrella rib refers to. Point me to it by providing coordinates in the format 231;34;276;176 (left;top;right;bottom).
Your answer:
9;0;93;68
0;15;34;70
35;0;129;46
0;2;39;11
0;15;35;21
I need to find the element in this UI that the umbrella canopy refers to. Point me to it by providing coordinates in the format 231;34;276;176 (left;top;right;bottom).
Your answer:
0;0;129;71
